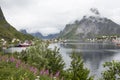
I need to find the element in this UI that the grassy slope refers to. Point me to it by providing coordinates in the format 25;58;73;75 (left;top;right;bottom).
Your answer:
0;21;34;41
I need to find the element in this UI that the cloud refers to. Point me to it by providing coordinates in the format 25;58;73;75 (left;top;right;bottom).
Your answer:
0;0;120;35
90;8;100;15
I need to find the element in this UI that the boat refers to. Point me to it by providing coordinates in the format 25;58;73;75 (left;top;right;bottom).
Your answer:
15;42;31;47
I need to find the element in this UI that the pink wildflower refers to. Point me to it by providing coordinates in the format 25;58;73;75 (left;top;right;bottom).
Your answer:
10;57;15;62
16;63;19;68
30;67;37;74
54;71;60;77
30;67;34;72
15;60;21;68
33;68;37;74
40;70;44;75
45;70;49;75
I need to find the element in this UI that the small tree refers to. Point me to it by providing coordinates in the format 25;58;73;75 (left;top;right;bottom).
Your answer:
65;52;94;80
101;60;120;80
47;46;65;75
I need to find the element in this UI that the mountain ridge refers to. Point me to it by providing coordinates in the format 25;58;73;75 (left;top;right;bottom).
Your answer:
59;9;120;39
20;29;59;39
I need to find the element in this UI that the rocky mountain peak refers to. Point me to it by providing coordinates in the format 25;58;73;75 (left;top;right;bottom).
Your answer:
59;8;120;39
82;15;109;24
81;8;110;24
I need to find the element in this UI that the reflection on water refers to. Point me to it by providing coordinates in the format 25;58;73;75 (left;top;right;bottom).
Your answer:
49;42;120;79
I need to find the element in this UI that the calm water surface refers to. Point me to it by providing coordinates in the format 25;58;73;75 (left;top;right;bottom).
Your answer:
49;42;120;79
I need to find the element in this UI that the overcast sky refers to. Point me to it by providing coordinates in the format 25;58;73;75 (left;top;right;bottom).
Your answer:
0;0;120;35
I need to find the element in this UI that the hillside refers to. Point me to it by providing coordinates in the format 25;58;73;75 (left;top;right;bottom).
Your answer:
0;7;34;41
59;8;120;39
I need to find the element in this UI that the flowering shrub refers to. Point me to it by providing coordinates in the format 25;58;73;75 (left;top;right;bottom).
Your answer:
0;55;60;80
16;41;65;78
0;55;36;80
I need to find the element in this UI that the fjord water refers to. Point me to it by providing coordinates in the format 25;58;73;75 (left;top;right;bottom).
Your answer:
49;42;120;79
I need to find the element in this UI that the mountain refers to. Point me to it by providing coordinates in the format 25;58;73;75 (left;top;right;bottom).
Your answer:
59;8;120;39
31;32;59;39
20;29;58;39
20;30;44;39
44;33;59;39
0;7;34;41
31;32;44;39
19;29;28;34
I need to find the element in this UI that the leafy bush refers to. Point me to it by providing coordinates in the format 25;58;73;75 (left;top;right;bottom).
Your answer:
101;60;120;80
16;40;65;78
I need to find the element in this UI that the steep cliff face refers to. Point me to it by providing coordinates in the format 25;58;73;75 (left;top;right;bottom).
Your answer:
0;7;34;41
59;9;120;39
0;7;5;21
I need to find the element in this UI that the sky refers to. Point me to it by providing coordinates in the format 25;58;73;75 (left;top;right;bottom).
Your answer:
0;0;120;35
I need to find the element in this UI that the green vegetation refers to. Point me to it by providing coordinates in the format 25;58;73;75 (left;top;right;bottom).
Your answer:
18;41;65;76
1;40;120;80
69;53;93;80
64;52;94;80
0;23;34;41
0;40;92;80
0;55;60;80
101;60;120;80
0;55;35;80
